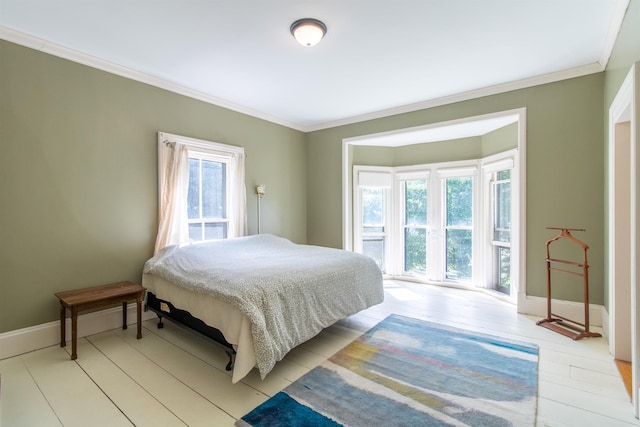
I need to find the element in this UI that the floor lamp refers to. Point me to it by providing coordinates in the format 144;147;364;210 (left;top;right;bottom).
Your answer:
256;184;265;234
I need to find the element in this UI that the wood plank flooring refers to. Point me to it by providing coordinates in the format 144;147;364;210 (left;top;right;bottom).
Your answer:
616;360;634;399
1;280;638;426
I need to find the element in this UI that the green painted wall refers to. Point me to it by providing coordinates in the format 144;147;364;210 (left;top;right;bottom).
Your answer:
352;145;395;167
352;123;516;168
482;122;518;156
352;122;516;168
2;3;638;334
353;137;482;167
394;137;482;166
0;40;307;333
308;74;605;303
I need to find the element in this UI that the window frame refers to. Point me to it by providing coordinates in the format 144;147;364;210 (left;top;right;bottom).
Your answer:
396;171;431;278
354;154;517;295
353;166;393;273
481;152;516;297
186;151;230;241
157;132;245;244
440;173;476;283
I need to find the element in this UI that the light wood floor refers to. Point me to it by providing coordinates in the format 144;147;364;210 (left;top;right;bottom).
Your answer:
1;280;638;427
616;360;634;399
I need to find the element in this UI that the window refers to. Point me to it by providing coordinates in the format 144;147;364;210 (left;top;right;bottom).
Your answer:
187;154;228;241
402;179;428;275
361;187;386;270
155;132;246;253
354;168;392;272
354;156;517;295
492;169;511;294
345;112;522;302
444;176;473;281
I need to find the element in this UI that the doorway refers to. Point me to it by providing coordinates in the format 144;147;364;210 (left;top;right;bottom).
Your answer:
608;63;638;417
343;108;526;304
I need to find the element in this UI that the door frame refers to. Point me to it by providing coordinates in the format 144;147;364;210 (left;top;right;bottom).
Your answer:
608;62;639;417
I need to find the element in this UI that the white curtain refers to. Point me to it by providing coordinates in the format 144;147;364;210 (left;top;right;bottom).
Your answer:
154;141;189;254
228;151;247;237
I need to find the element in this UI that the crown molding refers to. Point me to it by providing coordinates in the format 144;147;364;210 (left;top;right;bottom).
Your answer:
0;25;304;132
1;25;606;134
302;62;605;132
599;0;631;67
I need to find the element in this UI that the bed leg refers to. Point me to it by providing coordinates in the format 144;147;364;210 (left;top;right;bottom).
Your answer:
157;316;164;329
225;350;235;371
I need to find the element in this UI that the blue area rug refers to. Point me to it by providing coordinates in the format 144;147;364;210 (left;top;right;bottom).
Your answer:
237;314;539;426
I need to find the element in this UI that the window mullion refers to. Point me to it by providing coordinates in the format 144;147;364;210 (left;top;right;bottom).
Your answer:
199;158;205;240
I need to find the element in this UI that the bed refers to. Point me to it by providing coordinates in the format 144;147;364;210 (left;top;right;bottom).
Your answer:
142;234;384;383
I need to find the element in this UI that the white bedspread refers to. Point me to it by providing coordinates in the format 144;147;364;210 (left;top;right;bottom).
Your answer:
142;234;384;381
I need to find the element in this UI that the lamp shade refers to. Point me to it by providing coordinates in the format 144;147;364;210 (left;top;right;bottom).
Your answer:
290;18;327;47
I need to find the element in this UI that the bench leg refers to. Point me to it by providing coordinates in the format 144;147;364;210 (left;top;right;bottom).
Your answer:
71;307;78;360
122;301;127;330
60;304;66;347
136;296;142;339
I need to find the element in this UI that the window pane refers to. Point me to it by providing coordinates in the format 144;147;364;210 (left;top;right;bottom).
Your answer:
446;229;472;281
404;228;426;274
494;230;511;242
188;223;202;241
446;177;473;226
496;246;511;295
362;237;384;270
187;158;201;219
405;179;427;225
497;170;510;180
362;187;384;226
204;222;227;240
202;160;226;219
494;177;510;242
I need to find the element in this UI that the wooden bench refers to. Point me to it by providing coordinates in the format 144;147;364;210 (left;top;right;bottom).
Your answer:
55;281;146;360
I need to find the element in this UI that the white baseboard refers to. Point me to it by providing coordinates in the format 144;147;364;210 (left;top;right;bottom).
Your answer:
2;294;607;360
518;292;605;328
0;304;157;360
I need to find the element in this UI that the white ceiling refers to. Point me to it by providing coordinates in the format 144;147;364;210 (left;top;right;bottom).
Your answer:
0;0;630;132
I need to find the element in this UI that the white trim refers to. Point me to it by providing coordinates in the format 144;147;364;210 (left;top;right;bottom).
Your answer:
0;26;302;131
395;170;431;181
0;305;156;360
436;166;478;178
344;110;522;147
342;141;351;250
518;295;604;328
0;26;603;133
312;65;600;132
356;170;393;188
158;132;244;155
608;76;633;359
607;62;639;418
599;0;631;67
481;152;516;173
480;149;518;300
516;111;527;312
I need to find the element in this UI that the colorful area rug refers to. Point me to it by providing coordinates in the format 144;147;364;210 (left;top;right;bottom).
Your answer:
237;314;539;427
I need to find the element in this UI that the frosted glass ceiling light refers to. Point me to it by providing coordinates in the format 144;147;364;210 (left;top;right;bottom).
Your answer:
290;18;327;47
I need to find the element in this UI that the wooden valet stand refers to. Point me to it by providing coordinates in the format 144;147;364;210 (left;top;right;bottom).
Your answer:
536;227;602;340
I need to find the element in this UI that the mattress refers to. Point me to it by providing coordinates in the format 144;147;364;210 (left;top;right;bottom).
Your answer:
143;274;256;382
142;234;384;382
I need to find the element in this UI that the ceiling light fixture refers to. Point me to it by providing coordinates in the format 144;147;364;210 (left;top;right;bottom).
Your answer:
290;18;327;47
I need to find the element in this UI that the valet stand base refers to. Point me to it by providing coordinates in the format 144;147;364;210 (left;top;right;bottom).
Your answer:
537;316;602;341
539;228;602;341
